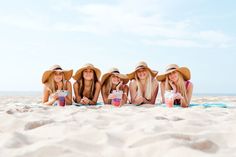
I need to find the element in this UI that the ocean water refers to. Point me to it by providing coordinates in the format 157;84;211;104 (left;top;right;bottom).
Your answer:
194;93;236;96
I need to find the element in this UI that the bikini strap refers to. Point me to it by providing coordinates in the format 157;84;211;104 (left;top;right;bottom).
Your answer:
186;81;190;89
63;80;67;90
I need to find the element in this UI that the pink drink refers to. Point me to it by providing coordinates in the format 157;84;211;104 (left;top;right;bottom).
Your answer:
58;96;65;107
165;98;174;107
112;98;121;107
164;90;174;108
111;90;123;107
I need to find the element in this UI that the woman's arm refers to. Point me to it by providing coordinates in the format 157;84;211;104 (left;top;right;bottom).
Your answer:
89;82;101;105
129;80;143;105
121;84;129;105
181;82;193;107
73;82;82;103
151;80;159;104
101;86;110;104
42;85;57;106
160;81;165;103
65;81;72;105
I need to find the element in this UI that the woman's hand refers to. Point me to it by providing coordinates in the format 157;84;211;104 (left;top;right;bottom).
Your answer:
174;92;183;100
122;92;128;100
80;96;90;105
108;93;116;99
116;81;123;91
135;95;144;104
169;81;176;92
51;93;59;101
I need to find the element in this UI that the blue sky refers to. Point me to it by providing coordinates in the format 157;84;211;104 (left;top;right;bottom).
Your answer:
0;0;235;94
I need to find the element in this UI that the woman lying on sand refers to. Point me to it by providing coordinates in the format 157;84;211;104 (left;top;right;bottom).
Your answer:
128;61;159;105
101;67;129;106
73;63;101;105
42;65;73;106
157;64;193;107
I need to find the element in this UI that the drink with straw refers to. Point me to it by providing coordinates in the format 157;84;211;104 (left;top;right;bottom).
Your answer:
164;90;174;107
57;90;68;107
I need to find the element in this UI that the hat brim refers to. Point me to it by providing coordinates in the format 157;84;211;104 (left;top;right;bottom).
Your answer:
127;67;158;80
73;66;101;81
42;69;73;84
156;67;191;81
101;73;129;86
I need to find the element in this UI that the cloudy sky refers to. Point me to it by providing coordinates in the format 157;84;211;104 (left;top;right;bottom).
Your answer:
0;0;235;94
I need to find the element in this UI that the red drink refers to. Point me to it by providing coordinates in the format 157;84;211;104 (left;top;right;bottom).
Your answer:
58;96;65;107
112;98;121;107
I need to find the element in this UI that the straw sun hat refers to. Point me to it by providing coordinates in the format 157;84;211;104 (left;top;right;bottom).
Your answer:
101;68;129;86
42;65;73;84
156;64;191;81
73;63;101;81
127;61;158;80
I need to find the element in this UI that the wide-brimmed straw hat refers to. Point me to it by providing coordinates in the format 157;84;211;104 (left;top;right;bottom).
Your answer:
127;61;158;80
73;63;101;81
42;65;73;84
101;67;129;86
156;64;191;81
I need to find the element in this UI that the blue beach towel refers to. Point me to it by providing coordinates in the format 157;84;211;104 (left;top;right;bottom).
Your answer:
189;103;227;108
159;103;229;108
73;102;104;107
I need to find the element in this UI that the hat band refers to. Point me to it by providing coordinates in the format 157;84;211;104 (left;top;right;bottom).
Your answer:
53;67;63;70
112;71;120;74
166;67;176;71
136;65;146;70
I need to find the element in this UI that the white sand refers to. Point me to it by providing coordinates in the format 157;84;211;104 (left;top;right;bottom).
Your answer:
0;95;236;157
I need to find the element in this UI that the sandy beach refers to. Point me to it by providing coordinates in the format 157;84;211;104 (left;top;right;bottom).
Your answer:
0;94;236;157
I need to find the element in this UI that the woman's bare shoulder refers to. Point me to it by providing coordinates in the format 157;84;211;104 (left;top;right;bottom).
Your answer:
43;83;50;89
129;79;137;86
73;81;78;86
122;84;129;90
187;81;193;89
96;81;101;87
152;78;158;84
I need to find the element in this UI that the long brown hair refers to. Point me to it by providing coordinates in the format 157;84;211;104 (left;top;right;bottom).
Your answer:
77;70;98;99
165;72;188;103
102;76;113;96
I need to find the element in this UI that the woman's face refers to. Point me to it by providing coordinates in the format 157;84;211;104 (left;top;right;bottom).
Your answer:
136;68;148;80
168;71;178;83
111;74;121;85
54;71;63;83
83;68;94;81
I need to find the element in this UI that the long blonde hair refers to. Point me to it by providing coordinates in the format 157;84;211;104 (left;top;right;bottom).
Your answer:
165;72;188;103
45;72;66;94
135;70;153;100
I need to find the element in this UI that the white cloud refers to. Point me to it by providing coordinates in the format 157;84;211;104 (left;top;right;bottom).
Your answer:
52;2;233;48
196;31;233;47
0;0;234;48
143;30;233;48
143;39;203;48
0;12;49;31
